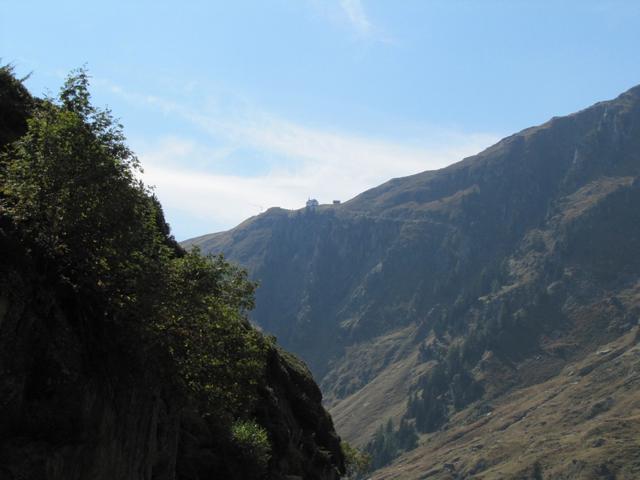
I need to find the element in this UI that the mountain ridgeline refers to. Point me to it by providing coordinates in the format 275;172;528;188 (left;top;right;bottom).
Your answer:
0;67;345;480
187;85;640;478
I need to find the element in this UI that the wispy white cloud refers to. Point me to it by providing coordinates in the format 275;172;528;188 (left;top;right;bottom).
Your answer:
339;0;373;37
104;80;499;238
141;120;497;238
306;0;393;43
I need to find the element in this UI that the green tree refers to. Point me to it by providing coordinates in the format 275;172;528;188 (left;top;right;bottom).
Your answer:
157;249;266;416
341;441;371;479
0;67;269;421
1;67;168;311
365;420;399;470
396;419;418;451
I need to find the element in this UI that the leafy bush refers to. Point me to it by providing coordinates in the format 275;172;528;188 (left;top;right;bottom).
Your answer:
341;441;371;479
231;420;272;473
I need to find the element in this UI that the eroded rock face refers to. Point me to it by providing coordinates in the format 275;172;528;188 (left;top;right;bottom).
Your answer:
0;264;178;480
0;252;344;480
173;348;344;480
0;72;344;480
0;247;343;480
255;348;344;480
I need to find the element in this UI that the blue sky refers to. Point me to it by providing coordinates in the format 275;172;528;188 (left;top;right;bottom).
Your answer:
2;0;640;240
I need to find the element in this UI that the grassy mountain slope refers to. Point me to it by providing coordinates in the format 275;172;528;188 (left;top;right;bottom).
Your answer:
187;84;640;477
373;328;640;479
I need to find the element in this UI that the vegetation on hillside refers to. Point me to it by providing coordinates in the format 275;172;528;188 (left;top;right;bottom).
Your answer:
341;441;372;479
364;419;417;471
0;65;271;469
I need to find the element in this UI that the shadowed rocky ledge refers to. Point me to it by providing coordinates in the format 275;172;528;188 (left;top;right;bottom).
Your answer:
0;271;343;480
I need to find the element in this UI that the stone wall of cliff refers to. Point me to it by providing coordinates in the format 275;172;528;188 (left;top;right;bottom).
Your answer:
0;66;344;480
0;187;343;480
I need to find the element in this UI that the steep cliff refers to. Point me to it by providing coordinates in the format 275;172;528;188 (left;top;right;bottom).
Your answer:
0;66;344;480
187;84;640;477
0;264;344;480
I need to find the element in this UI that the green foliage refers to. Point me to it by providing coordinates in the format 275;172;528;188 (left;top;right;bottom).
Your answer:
0;64;33;146
364;418;419;471
405;345;483;434
231;420;272;473
341;441;371;479
365;420;398;470
396;418;418;451
0;67;164;307
409;388;447;433
406;362;448;433
0;67;268;419
157;250;266;415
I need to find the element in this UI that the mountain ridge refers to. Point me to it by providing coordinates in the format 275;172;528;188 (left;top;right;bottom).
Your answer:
186;83;640;477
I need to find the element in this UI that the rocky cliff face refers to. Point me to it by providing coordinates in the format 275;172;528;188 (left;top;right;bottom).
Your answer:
0;236;176;480
0;221;344;480
187;85;640;477
0;67;344;480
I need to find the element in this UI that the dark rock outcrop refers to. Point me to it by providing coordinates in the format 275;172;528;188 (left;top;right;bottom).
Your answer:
0;234;344;480
0;68;344;480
